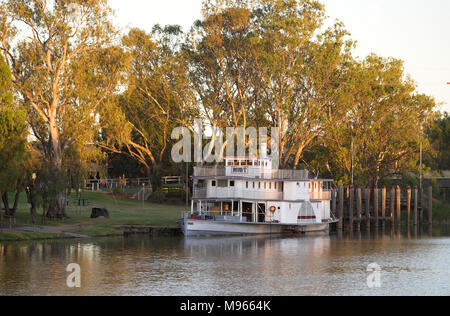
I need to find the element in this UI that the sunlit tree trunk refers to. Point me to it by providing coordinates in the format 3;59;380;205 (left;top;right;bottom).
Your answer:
46;101;67;219
25;187;37;224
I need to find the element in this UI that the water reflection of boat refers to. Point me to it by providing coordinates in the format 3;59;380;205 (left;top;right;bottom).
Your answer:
180;150;338;236
182;234;331;259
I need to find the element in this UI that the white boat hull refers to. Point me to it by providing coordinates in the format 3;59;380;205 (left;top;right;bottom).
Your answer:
180;219;331;236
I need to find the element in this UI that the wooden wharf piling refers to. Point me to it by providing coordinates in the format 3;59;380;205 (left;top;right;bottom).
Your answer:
336;185;432;232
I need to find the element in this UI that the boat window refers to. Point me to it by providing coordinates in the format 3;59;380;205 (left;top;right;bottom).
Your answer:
218;180;228;187
253;182;255;189
269;183;272;189
275;183;277;190
258;182;261;189
230;181;235;187
197;180;206;188
246;182;249;189
234;161;240;166
212;181;216;187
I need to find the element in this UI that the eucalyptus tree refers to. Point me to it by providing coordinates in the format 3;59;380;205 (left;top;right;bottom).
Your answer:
311;55;436;185
186;0;256;134
0;0;125;218
100;27;195;191
0;54;27;217
428;112;450;171
187;0;355;167
248;0;356;168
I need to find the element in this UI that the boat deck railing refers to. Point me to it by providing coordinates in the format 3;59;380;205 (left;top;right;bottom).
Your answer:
193;188;331;201
194;167;309;180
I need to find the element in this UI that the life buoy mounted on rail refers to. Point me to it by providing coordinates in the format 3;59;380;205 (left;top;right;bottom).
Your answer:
270;206;277;213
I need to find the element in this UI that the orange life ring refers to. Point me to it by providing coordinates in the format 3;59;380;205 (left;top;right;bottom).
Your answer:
270;206;277;213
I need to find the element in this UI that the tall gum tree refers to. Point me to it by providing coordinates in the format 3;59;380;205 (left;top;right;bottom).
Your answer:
100;27;195;192
0;0;123;218
307;55;436;185
249;0;356;168
187;0;255;135
0;54;27;217
187;0;355;166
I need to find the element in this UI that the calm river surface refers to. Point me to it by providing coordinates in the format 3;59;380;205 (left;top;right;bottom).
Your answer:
1;226;450;296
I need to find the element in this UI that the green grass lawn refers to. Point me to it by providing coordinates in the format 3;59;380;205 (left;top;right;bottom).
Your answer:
0;191;187;240
0;231;67;242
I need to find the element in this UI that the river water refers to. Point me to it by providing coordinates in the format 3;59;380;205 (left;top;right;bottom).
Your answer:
1;226;450;296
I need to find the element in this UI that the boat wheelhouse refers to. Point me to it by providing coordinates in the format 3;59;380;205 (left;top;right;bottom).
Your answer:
180;155;338;236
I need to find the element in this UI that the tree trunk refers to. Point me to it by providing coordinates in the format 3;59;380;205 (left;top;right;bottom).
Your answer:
12;190;20;212
46;195;67;219
46;118;68;219
2;192;13;217
149;166;163;194
26;188;38;224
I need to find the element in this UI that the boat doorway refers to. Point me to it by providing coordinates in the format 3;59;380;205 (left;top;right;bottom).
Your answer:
257;203;266;223
242;202;253;222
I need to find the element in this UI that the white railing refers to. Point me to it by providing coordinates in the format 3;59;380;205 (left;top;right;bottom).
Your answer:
193;188;283;200
193;188;207;199
193;167;227;177
194;167;308;180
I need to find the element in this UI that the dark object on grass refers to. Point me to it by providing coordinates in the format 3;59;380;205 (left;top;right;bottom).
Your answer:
91;208;110;219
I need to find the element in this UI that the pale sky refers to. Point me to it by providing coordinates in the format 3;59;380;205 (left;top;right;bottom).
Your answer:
109;0;450;113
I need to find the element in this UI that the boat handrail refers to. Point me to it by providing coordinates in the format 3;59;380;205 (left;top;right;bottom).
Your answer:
194;166;309;180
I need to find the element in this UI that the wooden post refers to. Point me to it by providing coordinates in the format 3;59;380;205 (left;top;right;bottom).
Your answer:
390;187;395;223
349;186;354;230
185;162;189;207
428;186;433;225
356;187;362;231
374;186;379;227
381;186;386;227
406;187;411;226
338;186;344;230
414;187;418;226
396;186;401;227
332;188;337;218
365;187;371;226
420;187;424;225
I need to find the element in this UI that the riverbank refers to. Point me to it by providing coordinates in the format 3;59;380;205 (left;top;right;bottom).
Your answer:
1;190;449;242
0;191;186;242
